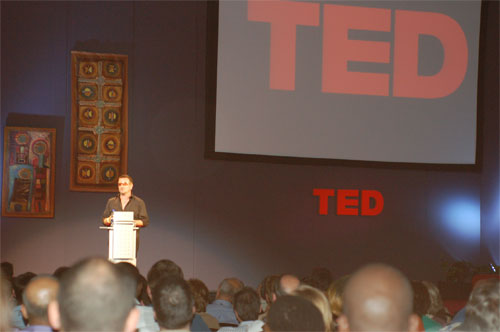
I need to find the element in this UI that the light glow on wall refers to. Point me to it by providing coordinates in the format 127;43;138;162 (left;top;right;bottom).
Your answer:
437;195;480;261
441;197;480;241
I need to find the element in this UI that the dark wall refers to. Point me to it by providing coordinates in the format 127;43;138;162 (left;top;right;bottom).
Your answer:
1;1;498;289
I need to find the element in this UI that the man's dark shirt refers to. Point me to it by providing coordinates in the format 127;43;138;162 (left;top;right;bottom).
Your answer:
102;194;150;227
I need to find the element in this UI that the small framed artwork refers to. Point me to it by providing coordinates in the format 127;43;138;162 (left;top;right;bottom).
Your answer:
2;126;56;218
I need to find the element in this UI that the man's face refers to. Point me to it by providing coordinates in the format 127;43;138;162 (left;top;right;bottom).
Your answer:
118;178;133;195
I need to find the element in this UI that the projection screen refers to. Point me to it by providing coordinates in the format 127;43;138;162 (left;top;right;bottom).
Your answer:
212;0;481;164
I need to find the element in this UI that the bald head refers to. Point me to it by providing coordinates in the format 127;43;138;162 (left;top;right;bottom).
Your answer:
217;278;244;302
338;264;418;332
22;275;59;325
278;274;300;296
52;257;137;332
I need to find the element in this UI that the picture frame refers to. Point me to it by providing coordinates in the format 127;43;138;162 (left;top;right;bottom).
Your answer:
2;126;56;218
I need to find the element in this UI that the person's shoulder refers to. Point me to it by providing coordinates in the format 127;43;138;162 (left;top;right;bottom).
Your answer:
132;194;145;202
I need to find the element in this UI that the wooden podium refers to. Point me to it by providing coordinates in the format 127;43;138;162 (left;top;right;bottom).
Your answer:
100;212;138;266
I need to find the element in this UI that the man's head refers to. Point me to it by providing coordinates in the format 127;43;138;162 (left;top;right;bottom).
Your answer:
233;287;261;322
275;274;300;298
216;278;244;303
152;277;194;331
147;259;184;291
21;275;59;326
459;278;500;331
338;263;419;332
48;257;138;332
267;295;325;331
116;262;143;301
118;174;134;196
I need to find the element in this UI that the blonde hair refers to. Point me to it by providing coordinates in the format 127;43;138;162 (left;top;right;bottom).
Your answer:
292;284;333;332
422;280;450;323
326;274;350;318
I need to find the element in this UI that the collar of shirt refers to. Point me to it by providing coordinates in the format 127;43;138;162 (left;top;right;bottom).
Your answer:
213;299;233;308
116;194;135;200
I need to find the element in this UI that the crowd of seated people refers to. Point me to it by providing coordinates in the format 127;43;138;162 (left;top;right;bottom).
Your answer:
1;259;499;332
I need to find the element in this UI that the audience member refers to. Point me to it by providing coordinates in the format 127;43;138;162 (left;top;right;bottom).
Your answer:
188;278;220;330
337;263;419;332
326;274;350;324
266;295;325;332
48;257;139;332
1;271;13;331
13;272;37;329
52;267;69;280
411;280;442;331
141;259;210;332
138;274;152;306
147;259;184;290
218;287;264;332
1;262;14;282
275;274;300;298
442;273;500;330
152;277;194;332
454;278;500;332
263;275;280;306
21;275;59;332
116;262;148;306
292;284;333;331
421;280;451;326
206;278;244;325
257;276;273;321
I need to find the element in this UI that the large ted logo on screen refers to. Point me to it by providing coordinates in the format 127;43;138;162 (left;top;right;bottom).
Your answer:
248;0;468;98
313;189;384;216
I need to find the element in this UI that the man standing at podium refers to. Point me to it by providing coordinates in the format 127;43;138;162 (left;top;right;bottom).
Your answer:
102;175;149;249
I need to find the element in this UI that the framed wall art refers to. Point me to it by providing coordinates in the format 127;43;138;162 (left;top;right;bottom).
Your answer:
70;51;128;192
2;127;56;218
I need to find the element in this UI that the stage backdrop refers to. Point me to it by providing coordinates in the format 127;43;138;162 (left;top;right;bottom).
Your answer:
0;1;497;290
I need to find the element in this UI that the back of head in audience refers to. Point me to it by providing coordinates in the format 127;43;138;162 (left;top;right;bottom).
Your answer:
138;274;152;306
53;266;70;280
13;272;37;305
147;259;184;290
411;280;431;317
48;257;138;332
116;262;144;303
275;274;300;298
293;284;334;331
188;278;210;313
152;276;194;331
338;263;419;332
326;274;350;320
1;272;13;331
22;275;59;326
263;275;280;305
457;278;500;332
421;280;451;323
1;262;14;281
267;294;325;331
216;277;244;303
233;287;261;322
